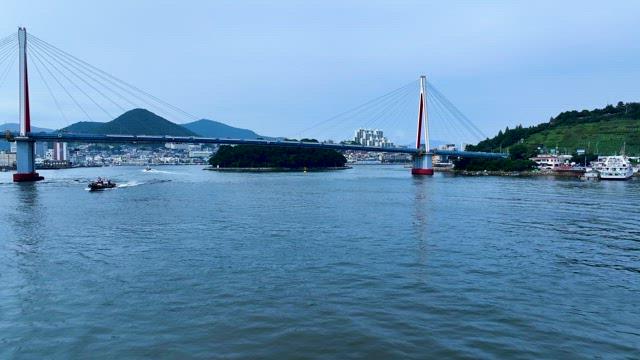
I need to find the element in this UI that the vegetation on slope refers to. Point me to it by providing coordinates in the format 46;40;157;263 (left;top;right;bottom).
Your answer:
182;119;261;139
209;145;346;169
467;102;640;155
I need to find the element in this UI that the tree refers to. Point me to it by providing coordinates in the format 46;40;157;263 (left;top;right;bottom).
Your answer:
508;144;535;160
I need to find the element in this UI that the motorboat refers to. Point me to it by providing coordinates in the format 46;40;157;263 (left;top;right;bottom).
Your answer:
581;169;600;181
88;178;116;191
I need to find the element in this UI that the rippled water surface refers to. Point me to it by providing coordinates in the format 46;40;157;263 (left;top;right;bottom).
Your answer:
1;166;639;358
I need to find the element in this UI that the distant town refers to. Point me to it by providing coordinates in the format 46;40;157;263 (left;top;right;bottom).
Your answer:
1;125;638;176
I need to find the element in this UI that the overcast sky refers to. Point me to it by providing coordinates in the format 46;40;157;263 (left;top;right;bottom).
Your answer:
0;0;638;144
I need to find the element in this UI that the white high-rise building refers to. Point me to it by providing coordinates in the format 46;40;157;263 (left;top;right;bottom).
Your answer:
354;128;394;148
53;142;69;161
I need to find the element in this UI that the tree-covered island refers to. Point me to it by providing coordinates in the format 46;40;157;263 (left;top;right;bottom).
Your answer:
208;145;347;171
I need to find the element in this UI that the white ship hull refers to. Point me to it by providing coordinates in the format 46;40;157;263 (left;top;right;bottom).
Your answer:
599;172;633;180
595;156;634;180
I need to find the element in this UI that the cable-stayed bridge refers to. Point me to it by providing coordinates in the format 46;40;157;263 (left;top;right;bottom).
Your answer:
0;28;505;182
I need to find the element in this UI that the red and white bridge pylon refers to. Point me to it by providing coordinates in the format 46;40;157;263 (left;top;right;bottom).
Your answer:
13;27;43;182
411;75;433;175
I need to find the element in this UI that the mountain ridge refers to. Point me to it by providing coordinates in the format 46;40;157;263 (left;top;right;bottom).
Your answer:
60;109;197;136
182;119;261;139
57;109;265;139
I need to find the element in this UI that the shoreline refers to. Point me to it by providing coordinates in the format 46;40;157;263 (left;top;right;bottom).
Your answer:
203;166;351;173
440;169;640;178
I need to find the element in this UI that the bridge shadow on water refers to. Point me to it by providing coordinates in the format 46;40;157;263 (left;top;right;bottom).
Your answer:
411;176;435;266
13;183;44;244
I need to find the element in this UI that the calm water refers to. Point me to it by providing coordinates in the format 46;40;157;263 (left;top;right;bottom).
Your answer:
0;166;639;358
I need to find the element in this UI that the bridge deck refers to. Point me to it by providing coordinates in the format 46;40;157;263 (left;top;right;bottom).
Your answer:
16;132;507;159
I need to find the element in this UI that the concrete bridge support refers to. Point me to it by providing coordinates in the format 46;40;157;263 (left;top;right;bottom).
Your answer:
411;152;434;175
13;27;43;182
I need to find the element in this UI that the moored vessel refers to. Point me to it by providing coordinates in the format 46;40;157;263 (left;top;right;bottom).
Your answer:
581;168;600;181
594;156;633;180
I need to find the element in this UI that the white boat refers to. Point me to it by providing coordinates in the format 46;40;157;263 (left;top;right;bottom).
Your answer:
581;168;600;181
595;156;634;180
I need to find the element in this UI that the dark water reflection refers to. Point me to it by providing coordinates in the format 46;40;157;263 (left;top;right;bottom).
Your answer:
0;166;638;358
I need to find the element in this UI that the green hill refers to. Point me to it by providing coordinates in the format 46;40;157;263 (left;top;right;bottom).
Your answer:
59;110;268;139
468;102;640;155
62;121;104;134
61;109;197;136
182;119;261;139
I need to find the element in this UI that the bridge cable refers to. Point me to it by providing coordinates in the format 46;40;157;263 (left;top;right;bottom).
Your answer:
0;38;17;64
427;83;483;141
28;42;114;120
297;82;413;139
28;35;162;113
29;33;199;121
428;91;482;144
29;34;195;123
29;40;126;114
315;83;415;140
295;80;417;139
0;33;17;50
28;47;95;123
427;82;486;140
30;46;70;124
427;93;462;146
0;47;17;90
364;84;416;131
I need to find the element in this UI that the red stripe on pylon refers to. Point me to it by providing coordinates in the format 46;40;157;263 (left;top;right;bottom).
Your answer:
416;93;423;149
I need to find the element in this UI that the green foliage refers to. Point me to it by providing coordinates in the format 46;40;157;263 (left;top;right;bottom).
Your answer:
453;158;537;172
508;144;537;160
570;152;599;166
453;145;537;172
467;102;640;155
209;145;347;169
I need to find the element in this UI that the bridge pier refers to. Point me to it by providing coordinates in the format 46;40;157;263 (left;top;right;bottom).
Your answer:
13;27;43;182
411;152;433;175
13;138;42;182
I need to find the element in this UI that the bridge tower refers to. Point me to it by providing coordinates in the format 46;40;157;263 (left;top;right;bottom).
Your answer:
411;75;433;175
13;27;43;182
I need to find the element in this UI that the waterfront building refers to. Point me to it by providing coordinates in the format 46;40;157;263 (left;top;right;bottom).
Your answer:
53;142;69;161
35;142;48;158
353;128;394;148
529;154;572;169
0;151;16;168
188;150;213;158
165;142;190;150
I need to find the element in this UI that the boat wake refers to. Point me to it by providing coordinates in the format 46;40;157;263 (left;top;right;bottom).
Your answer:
117;180;143;188
142;169;178;174
118;179;171;188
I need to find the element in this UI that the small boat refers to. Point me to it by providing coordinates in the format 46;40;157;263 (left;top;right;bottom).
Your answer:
143;166;152;172
581;169;600;181
88;178;116;191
